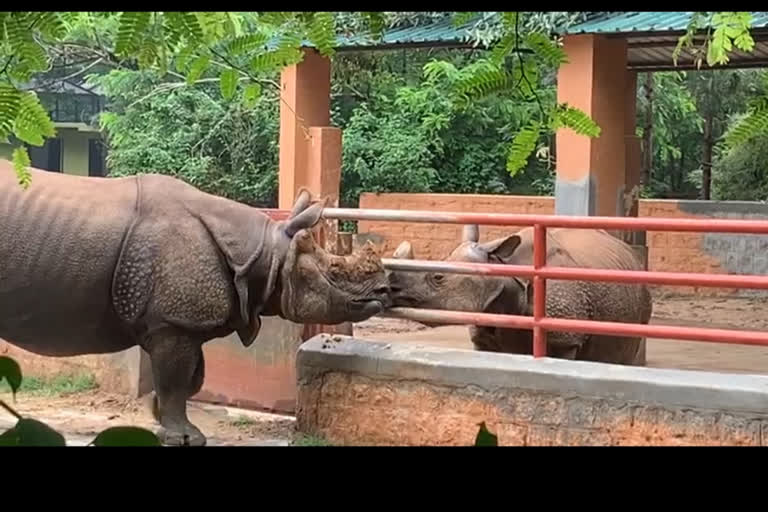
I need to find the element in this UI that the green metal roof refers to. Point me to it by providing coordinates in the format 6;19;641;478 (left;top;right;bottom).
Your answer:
331;14;489;51
296;12;768;71
562;11;768;35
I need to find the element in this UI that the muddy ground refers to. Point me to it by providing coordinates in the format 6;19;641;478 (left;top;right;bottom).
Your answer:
2;294;767;445
0;386;306;446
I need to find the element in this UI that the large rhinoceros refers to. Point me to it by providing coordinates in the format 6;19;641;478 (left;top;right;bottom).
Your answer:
388;224;652;365
0;160;391;446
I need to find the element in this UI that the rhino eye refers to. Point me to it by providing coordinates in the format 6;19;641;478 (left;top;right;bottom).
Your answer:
432;273;445;283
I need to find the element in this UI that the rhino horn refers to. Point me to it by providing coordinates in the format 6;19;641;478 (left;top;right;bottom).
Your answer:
393;241;414;259
463;224;479;243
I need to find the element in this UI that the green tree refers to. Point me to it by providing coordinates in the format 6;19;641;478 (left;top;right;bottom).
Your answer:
0;11;602;192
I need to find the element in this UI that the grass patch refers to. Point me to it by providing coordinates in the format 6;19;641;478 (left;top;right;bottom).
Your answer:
291;433;332;446
228;415;257;429
0;373;98;397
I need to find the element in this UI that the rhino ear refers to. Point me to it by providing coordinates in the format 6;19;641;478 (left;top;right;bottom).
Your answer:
284;201;324;237
479;235;521;263
393;241;414;259
463;224;479;243
290;188;313;218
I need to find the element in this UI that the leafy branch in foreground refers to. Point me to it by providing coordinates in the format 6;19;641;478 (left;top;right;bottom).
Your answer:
420;12;600;177
0;355;162;446
674;12;755;69
1;11;388;188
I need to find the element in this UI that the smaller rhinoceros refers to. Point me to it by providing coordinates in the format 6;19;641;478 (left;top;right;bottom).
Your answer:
387;224;652;365
0;161;391;446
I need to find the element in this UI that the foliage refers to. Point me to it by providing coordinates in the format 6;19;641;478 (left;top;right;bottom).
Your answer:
93;69;279;206
0;11;387;187
412;12;600;178
712;131;768;201
474;421;499;446
674;12;755;68
338;47;557;209
722;72;768;151
0;356;162;446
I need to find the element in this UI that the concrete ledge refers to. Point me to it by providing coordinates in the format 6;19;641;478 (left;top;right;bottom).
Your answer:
296;335;768;446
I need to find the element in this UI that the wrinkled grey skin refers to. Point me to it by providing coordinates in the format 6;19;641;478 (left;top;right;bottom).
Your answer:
388;224;652;365
0;160;391;446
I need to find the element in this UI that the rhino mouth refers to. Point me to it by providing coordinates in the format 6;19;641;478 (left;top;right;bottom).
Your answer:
389;295;421;308
349;298;387;311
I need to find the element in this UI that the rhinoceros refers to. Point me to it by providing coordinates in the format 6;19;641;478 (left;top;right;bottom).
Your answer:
388;224;652;365
0;160;391;446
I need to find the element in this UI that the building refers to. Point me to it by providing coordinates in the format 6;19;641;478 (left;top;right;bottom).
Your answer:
0;74;107;177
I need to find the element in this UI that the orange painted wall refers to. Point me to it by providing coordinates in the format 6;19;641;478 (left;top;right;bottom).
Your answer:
357;193;768;297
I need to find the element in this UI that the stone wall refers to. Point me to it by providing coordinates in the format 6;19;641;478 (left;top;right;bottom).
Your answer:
357;193;768;296
296;335;768;446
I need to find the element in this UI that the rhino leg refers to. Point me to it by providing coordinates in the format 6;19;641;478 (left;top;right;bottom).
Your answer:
145;333;207;447
145;348;205;425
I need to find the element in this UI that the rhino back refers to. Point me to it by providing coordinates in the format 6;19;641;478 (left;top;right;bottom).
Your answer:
0;162;138;355
489;227;649;361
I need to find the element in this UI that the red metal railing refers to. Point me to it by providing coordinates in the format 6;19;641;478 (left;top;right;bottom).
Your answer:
317;207;768;357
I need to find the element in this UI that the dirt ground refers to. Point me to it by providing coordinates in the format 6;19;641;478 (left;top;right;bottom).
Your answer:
0;387;303;446
355;294;768;375
3;294;767;445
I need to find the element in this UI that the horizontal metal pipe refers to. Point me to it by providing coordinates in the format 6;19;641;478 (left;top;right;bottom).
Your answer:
382;307;768;347
382;258;535;278
323;207;768;234
382;258;768;290
379;308;535;330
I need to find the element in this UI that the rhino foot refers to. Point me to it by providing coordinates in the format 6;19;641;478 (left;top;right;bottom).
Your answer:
141;391;161;423
157;422;207;447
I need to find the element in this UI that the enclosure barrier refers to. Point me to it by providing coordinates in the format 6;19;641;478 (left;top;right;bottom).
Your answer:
316;207;768;358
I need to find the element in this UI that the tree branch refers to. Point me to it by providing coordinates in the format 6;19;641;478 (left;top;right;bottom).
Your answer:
513;13;545;122
0;399;22;420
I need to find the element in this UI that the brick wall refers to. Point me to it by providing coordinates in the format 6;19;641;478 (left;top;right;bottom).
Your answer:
297;336;768;446
357;193;768;296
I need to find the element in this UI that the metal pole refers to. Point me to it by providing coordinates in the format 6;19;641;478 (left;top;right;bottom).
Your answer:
322;207;768;234
532;224;547;357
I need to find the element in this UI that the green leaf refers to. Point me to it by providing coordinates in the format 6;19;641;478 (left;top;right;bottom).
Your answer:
362;12;386;39
307;11;336;57
490;33;516;66
115;11;152;57
178;12;204;42
0;356;22;397
724;106;768;150
90;426;162;446
14;91;56;146
0;85;22;140
0;418;66;446
453;12;478;27
186;54;211;85
524;32;569;67
243;82;262;109
219;68;238;100
35;12;67;39
12;146;32;189
506;121;542;176
225;33;269;57
474;421;498;446
552;104;601;137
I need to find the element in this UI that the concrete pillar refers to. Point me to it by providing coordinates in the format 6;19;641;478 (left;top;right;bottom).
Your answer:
278;49;332;209
555;38;647;366
278;49;352;340
555;35;629;220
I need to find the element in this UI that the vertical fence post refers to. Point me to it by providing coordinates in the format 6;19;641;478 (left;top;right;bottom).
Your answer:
532;224;547;357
